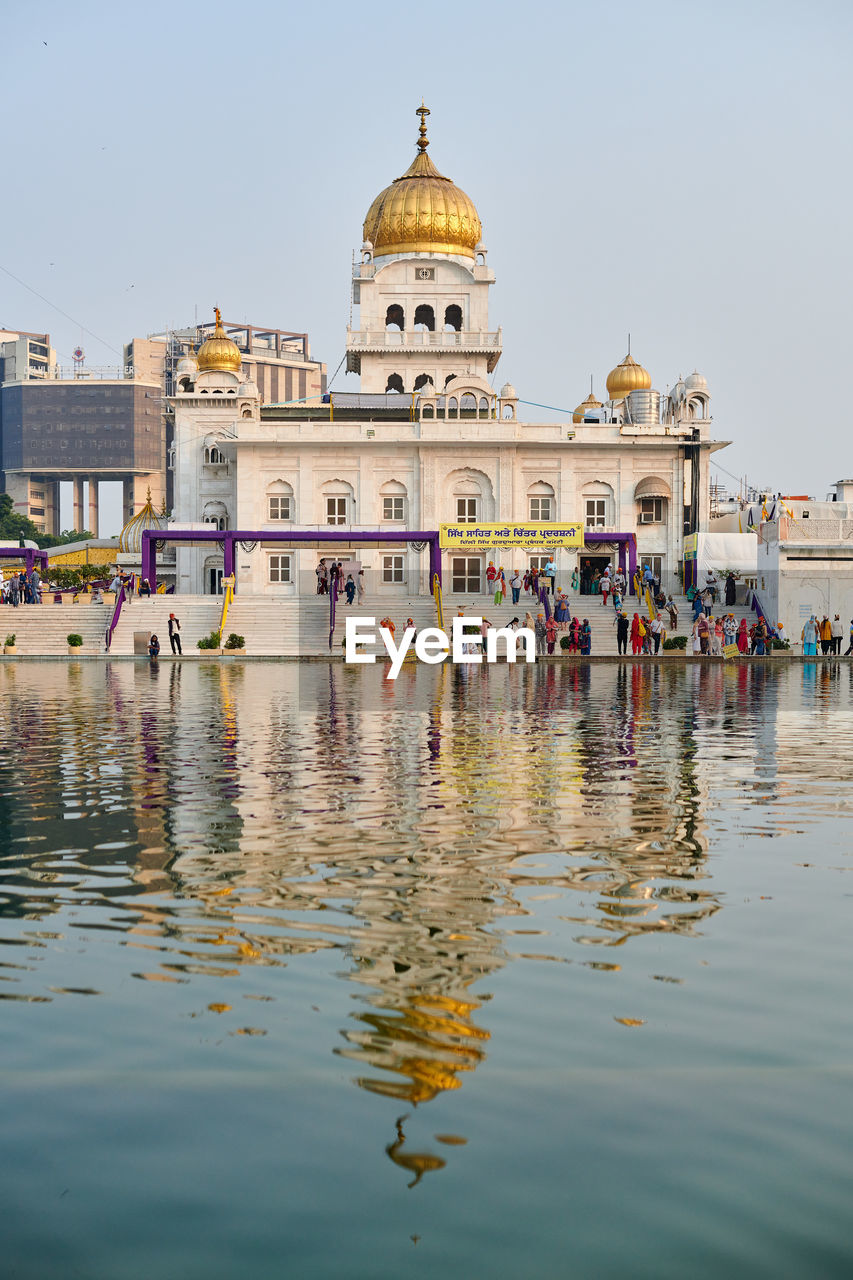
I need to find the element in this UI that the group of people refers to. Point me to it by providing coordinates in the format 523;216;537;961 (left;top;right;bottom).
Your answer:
801;615;850;656
0;567;42;605
612;611;666;655
486;562;557;604
316;559;365;605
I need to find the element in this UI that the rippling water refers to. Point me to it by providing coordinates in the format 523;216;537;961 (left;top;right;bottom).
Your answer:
2;659;853;1278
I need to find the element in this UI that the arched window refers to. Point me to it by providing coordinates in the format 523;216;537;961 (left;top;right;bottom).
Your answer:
444;374;456;387
479;397;490;416
528;481;556;522
413;304;435;331
444;304;462;332
322;479;354;526
203;445;225;465
267;480;294;523
203;502;229;531
385;373;404;394
422;403;434;419
179;376;191;392
461;393;476;412
380;479;407;523
448;396;458;419
385;304;404;331
447;467;495;524
413;373;434;392
582;481;615;529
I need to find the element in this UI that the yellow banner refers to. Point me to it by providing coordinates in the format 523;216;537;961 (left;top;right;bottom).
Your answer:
440;522;584;551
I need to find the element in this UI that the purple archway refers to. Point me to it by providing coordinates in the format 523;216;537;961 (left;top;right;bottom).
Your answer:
141;529;442;594
0;547;50;575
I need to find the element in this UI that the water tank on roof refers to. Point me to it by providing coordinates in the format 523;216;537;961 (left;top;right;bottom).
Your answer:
626;389;660;425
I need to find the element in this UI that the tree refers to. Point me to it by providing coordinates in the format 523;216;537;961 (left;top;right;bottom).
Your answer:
0;493;42;544
0;495;93;548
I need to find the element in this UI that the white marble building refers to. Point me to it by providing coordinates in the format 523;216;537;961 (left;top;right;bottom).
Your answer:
172;108;727;599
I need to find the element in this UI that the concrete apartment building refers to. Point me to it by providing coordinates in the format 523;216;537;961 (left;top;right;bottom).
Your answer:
0;317;325;536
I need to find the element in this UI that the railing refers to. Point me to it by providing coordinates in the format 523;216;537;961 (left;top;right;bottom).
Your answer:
433;573;443;630
329;578;337;651
346;329;502;350
218;575;235;638
105;586;127;652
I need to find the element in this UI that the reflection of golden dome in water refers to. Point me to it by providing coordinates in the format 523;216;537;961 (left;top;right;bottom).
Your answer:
363;105;482;260
606;352;651;401
196;307;242;373
119;489;167;553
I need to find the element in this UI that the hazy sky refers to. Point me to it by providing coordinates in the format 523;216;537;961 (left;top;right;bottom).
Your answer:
3;0;851;533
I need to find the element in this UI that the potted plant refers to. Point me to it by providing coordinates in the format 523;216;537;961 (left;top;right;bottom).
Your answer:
4;633;16;655
223;633;246;655
67;632;84;655
196;629;222;655
662;634;688;651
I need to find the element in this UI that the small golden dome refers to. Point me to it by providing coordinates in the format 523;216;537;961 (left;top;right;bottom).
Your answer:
119;488;167;554
363;105;482;260
573;388;603;423
606;352;651;402
197;308;242;374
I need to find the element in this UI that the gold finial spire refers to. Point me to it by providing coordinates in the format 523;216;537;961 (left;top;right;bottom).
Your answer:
416;102;430;152
214;305;223;331
145;485;152;503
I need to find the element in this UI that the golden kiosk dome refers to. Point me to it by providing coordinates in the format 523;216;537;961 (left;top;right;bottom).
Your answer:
573;385;603;423
363;105;482;260
119;488;167;554
606;351;651;402
196;308;242;374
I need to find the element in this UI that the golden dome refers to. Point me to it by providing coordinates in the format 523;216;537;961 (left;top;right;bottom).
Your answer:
196;308;242;374
606;352;651;402
573;386;603;423
363;105;482;260
119;488;167;554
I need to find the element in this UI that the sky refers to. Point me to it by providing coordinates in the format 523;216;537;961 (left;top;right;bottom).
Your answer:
2;0;851;534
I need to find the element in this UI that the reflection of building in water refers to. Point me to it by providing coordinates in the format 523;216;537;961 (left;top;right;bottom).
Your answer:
0;660;740;1182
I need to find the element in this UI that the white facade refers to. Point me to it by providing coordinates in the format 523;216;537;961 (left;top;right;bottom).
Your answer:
172;114;726;599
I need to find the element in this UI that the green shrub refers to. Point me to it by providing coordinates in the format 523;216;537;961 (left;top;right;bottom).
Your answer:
662;634;687;650
224;633;245;650
559;635;572;650
770;637;790;651
196;629;222;651
5;634;15;646
66;633;83;647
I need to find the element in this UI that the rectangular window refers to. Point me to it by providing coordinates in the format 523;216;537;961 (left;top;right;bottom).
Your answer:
268;495;292;521
383;555;405;583
585;498;606;528
383;496;405;521
528;556;551;572
457;497;478;523
326;496;347;525
529;497;553;521
638;497;664;523
451;556;482;593
269;554;292;583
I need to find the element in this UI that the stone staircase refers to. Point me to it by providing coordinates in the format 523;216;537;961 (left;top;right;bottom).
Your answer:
106;598;223;655
0;601;112;656
0;589;765;657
